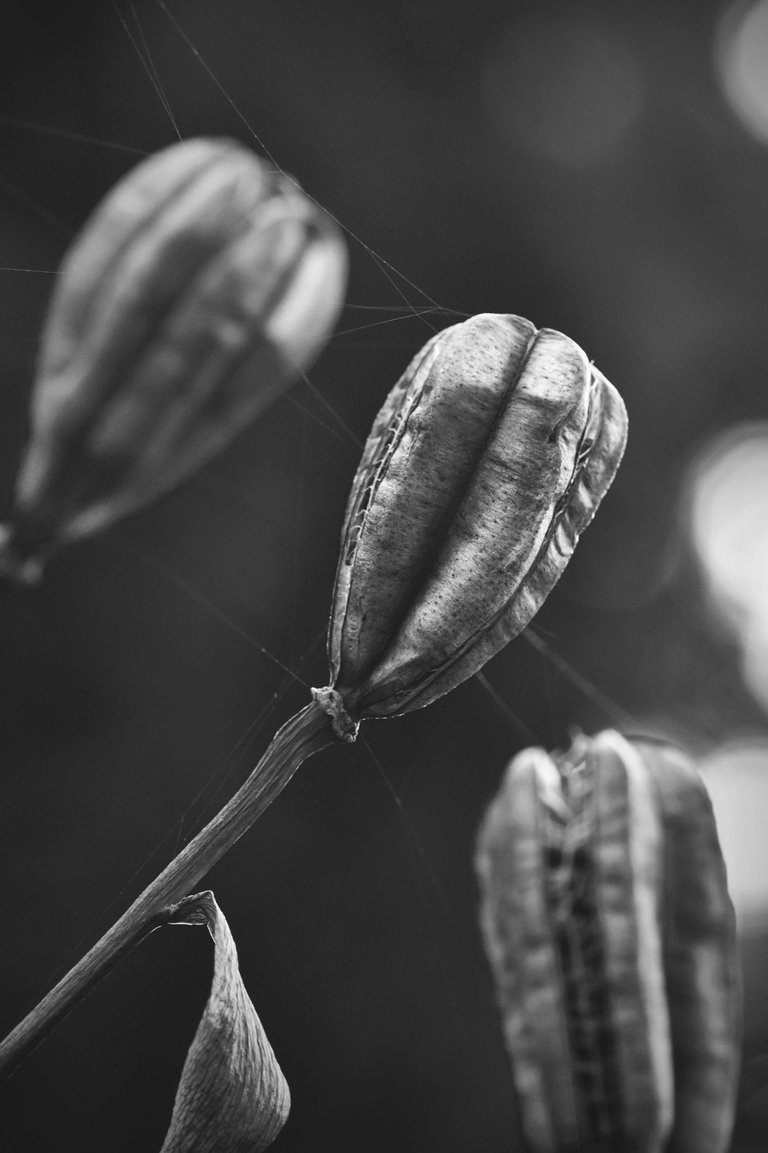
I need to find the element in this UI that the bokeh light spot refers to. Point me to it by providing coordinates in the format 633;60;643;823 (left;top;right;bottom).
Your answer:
717;0;768;145
482;13;644;167
699;738;768;931
686;423;768;711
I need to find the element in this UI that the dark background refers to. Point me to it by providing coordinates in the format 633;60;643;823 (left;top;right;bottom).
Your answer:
1;1;767;1149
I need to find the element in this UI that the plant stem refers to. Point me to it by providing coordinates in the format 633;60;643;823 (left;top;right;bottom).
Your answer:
0;698;338;1077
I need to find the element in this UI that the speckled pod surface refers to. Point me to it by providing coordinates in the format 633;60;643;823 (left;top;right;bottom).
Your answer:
1;137;347;582
327;314;627;720
475;730;741;1153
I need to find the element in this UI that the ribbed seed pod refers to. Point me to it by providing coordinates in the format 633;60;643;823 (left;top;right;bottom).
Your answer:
636;740;742;1153
0;137;347;583
324;314;627;726
475;730;741;1153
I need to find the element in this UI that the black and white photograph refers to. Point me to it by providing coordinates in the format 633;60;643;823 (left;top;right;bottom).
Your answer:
1;2;766;1150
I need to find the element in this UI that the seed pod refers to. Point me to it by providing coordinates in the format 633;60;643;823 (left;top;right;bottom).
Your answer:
475;730;741;1153
0;137;347;583
324;314;627;727
636;740;742;1153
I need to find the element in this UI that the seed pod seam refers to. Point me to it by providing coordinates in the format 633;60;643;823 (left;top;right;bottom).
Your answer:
590;733;673;1151
328;338;442;681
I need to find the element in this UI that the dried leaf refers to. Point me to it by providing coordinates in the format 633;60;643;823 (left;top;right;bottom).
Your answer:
160;891;289;1153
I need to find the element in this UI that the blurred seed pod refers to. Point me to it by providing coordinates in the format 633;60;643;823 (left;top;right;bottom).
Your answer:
0;137;347;583
323;314;627;729
633;739;742;1153
475;730;741;1153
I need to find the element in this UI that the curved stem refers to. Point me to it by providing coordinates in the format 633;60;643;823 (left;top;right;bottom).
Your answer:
0;698;338;1077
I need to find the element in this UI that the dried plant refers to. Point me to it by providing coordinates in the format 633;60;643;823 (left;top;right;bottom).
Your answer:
0;135;741;1153
476;730;741;1153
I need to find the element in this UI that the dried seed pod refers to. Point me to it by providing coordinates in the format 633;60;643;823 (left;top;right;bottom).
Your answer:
636;740;742;1153
324;314;627;727
0;137;347;583
475;730;741;1153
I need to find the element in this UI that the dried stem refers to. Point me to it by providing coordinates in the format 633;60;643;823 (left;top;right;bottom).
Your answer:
0;698;338;1077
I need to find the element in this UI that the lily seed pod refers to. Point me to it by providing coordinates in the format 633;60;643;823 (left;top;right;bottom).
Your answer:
633;739;742;1153
321;315;627;732
475;730;741;1153
0;137;347;583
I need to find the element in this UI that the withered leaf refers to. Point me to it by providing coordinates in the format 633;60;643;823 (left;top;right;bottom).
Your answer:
160;891;289;1153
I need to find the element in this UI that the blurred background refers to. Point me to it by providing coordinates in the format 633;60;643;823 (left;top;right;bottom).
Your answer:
1;0;768;1148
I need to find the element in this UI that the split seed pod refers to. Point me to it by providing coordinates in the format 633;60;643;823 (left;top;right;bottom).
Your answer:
475;730;741;1153
323;315;627;729
0;137;347;583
